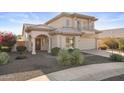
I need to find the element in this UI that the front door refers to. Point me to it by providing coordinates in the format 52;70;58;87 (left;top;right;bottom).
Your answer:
35;38;41;50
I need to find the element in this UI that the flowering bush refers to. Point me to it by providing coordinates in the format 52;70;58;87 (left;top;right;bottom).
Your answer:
0;32;16;47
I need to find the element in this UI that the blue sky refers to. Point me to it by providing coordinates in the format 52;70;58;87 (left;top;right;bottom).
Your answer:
0;12;124;35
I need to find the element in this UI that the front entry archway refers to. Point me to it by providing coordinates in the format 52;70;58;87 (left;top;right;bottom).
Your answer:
31;31;51;54
35;35;49;52
35;38;41;50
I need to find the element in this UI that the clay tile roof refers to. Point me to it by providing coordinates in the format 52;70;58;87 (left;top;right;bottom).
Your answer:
23;23;56;32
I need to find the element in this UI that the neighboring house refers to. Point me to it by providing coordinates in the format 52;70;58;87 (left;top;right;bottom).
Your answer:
22;12;100;54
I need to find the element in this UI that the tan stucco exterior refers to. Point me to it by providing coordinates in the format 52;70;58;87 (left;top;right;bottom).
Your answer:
22;12;99;54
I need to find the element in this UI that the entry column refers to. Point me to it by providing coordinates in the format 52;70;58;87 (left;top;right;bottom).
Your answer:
32;37;36;55
48;37;51;53
75;36;79;49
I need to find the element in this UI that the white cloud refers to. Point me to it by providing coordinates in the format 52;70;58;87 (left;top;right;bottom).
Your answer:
8;13;46;24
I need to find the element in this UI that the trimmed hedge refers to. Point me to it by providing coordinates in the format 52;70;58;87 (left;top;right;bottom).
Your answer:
51;47;60;56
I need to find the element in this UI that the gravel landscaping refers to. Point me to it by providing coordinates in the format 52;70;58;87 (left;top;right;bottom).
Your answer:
0;52;113;81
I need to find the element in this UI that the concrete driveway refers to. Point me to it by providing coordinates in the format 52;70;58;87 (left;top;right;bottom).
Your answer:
82;49;110;57
29;62;124;81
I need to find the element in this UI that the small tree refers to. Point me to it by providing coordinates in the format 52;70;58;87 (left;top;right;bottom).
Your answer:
0;32;16;52
102;37;118;49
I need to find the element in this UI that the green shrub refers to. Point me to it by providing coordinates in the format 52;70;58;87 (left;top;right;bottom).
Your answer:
71;49;85;65
16;46;27;54
68;48;80;53
0;46;11;52
68;48;74;53
16;46;27;60
57;49;71;65
51;47;60;56
110;54;123;62
0;45;1;51
117;38;124;52
16;55;27;60
0;52;9;64
57;49;85;66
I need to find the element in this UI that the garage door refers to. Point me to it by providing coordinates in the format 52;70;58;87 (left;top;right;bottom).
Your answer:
78;38;96;50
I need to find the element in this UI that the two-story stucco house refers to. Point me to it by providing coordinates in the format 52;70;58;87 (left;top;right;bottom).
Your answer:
22;12;99;54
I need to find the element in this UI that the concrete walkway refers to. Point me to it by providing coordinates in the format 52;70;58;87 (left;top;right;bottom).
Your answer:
82;49;110;57
29;62;124;81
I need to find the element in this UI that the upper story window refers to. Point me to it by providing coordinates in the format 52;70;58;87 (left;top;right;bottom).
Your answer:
66;20;70;27
77;21;81;31
89;22;94;30
83;22;89;30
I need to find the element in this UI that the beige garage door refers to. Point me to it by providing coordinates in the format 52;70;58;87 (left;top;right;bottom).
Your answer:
78;38;96;50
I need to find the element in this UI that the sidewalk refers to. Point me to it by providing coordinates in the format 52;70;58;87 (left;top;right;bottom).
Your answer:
28;62;124;81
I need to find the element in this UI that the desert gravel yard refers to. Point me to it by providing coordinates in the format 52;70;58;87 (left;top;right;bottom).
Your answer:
0;52;113;80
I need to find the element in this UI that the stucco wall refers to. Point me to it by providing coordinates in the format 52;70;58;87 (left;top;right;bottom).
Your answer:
51;35;66;49
51;35;96;50
51;35;58;48
47;16;94;30
78;38;96;50
48;17;70;28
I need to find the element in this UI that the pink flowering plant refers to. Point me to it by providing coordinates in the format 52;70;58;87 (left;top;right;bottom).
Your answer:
0;32;16;49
